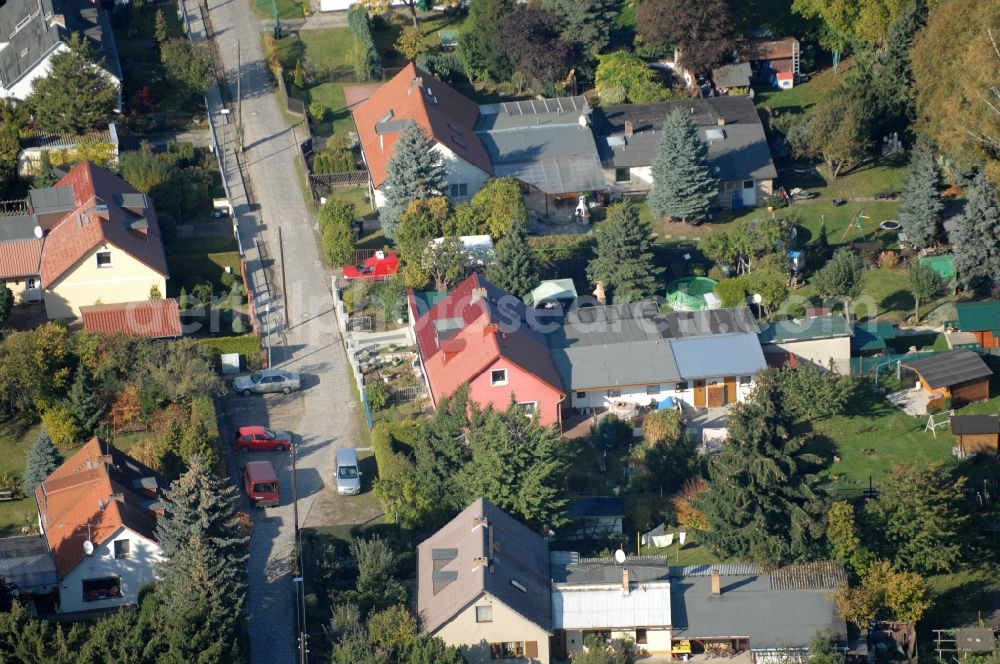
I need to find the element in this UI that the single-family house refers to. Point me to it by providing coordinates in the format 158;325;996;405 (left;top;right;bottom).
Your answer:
408;273;566;428
34;437;165;613
758;314;853;375
593;96;778;209
0;0;122;101
670;561;848;661
548;304;766;412
417;498;554;664
475;97;606;221
550;553;673;658
352;63;493;208
954;301;1000;349
950;415;999;458
0;160;169;320
901;350;993;407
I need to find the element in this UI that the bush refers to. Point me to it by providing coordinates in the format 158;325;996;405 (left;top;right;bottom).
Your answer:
366;380;388;411
194;335;262;370
348;6;382;81
312;149;356;174
323;220;356;267
529;234;596;261
714;277;749;308
415;52;463;85
42;404;79;447
308;100;326;123
707;264;726;281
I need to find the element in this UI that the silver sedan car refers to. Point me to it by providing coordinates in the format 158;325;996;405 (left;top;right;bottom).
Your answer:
233;369;301;396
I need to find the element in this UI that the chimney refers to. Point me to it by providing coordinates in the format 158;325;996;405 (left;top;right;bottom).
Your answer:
47;13;66;29
624;120;634;138
593;281;607;305
470;287;488;304
717;117;727;126
472;515;488;530
407;76;424;95
711;568;721;596
440;339;465;364
472;556;489;569
621;567;630;595
482;323;498;339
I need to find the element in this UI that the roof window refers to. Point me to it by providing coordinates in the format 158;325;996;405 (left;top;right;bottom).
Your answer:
705;128;726;141
511;579;527;593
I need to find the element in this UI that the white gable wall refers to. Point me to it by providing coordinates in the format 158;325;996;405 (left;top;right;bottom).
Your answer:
372;142;490;209
2;43;121;101
58;526;162;613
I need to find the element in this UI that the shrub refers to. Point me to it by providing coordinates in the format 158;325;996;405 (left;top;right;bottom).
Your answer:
714;277;749;308
231;315;246;334
395;26;425;61
707;264;726;281
366;380;388;411
42;404;79;447
348;6;382;81
308;100;326;123
881;251;899;269
529;234;596;261
312;149;356;174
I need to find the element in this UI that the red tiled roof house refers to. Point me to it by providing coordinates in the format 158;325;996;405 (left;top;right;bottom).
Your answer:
0;160;169;320
352;63;492;209
34;438;165;613
408;274;566;429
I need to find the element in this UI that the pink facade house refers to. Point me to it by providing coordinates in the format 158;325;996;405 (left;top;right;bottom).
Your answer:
408;274;566;429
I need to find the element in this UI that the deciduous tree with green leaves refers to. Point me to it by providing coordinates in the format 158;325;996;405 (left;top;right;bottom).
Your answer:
907;262;942;322
697;371;829;567
825;501;874;573
457;0;514;82
594;51;671;104
0;284;12;325
587;200;663;302
380;121;447;239
572;634;636;664
344;535;407;615
833;559;931;625
792;0;907;46
486;220;539;298
897;142;942;250
28;33;118;134
811;249;865;318
804;84;873;180
319;198;357;267
160;38;214;100
23;427;61;492
542;0;617;60
469;177;528;239
422;236;466;291
951;172;1000;292
648;110;719;221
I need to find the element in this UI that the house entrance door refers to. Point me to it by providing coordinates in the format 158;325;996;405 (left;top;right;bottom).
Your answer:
693;379;706;407
724;377;737;404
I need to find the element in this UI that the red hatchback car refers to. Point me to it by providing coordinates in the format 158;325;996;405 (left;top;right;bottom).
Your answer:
342;250;399;280
234;426;291;453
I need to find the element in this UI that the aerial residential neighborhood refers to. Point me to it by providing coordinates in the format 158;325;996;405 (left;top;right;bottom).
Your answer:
0;0;997;662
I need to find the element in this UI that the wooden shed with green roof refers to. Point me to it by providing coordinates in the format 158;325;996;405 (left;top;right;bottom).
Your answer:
955;301;1000;349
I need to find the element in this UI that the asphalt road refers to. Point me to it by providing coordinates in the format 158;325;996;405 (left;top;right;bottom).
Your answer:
202;0;363;660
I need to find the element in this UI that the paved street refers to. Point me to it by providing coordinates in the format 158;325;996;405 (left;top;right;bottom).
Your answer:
191;0;364;660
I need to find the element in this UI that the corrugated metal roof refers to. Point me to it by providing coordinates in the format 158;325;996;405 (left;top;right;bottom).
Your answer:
671;333;767;379
956;301;1000;332
551;339;680;390
902;349;992;389
0;535;57;591
758;315;852;344
553;582;671;629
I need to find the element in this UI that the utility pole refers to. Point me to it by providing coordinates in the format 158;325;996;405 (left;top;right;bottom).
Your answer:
237;40;244;152
278;226;289;328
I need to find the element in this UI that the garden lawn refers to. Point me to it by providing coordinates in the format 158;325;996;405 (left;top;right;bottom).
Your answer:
0;420;41;537
250;0;306;21
165;236;241;295
278;28;356;137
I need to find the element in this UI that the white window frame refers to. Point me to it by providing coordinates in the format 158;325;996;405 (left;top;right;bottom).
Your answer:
490;369;508;386
517;401;537;416
607;389;621;398
476;605;493;623
114;539;130;559
96;251;112;268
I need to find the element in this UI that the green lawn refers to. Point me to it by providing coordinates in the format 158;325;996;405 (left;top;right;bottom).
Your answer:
0;420;41;537
278;28;357;138
250;0;307;21
165;236;241;295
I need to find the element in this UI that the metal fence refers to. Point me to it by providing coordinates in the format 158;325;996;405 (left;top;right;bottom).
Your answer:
309;170;369;188
391;386;427;403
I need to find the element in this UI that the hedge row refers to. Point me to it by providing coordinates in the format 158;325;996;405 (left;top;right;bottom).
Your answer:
348;6;382;81
312;149;356;175
190;394;224;471
194;335;262;370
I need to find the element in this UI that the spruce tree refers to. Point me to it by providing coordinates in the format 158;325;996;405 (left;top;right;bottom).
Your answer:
870;0;926;136
647;109;719;221
65;366;103;438
586;200;663;303
23;427;62;492
413;387;474;515
897;142;942;249
27;33;118;134
697;372;829;567
32;150;56;189
951;172;1000;291
485;219;539;298
379;121;447;239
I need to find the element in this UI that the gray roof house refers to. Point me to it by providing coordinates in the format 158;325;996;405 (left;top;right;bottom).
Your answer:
593;96;777;209
0;0;122;101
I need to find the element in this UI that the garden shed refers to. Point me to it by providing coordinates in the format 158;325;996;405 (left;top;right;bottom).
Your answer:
954;301;1000;349
950;415;999;457
901;350;993;406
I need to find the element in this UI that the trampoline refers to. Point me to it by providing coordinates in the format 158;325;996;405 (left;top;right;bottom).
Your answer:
665;277;719;311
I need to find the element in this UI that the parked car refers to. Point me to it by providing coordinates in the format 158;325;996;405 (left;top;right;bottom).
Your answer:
235;426;291;453
342;250;399;280
233;369;301;396
244;460;280;508
335;447;362;495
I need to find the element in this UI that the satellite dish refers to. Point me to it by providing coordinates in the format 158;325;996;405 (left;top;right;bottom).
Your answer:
578;114;589;128
614;549;626;564
82;540;94;556
753;293;763;304
33;225;43;239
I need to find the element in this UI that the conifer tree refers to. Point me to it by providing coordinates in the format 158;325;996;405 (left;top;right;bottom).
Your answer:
23;427;61;492
697;372;829;567
154;9;169;43
65;366;104;438
897;142;942;249
486;219;539;298
27;33;118;134
32;150;56;189
647;109;719;221
586;200;663;302
951;172;1000;291
379;121;447;239
413;387;474;515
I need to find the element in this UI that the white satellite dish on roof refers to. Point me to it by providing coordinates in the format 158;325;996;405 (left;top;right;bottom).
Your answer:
33;225;43;239
82;540;94;556
614;548;626;564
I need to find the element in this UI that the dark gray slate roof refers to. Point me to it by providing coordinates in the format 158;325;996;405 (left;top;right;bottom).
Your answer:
712;63;752;89
758;314;852;344
552;304;758;348
671;333;767;379
902;349;993;389
593;96;777;183
417;498;552;634
950;414;1000;435
0;214;40;242
0;0;122;89
670;570;847;649
28;184;75;215
476;96;604;195
568;496;625;518
551;339;680;390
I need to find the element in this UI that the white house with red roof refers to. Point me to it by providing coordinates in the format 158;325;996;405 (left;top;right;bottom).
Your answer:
407;273;566;428
0;160;174;324
34;437;165;613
